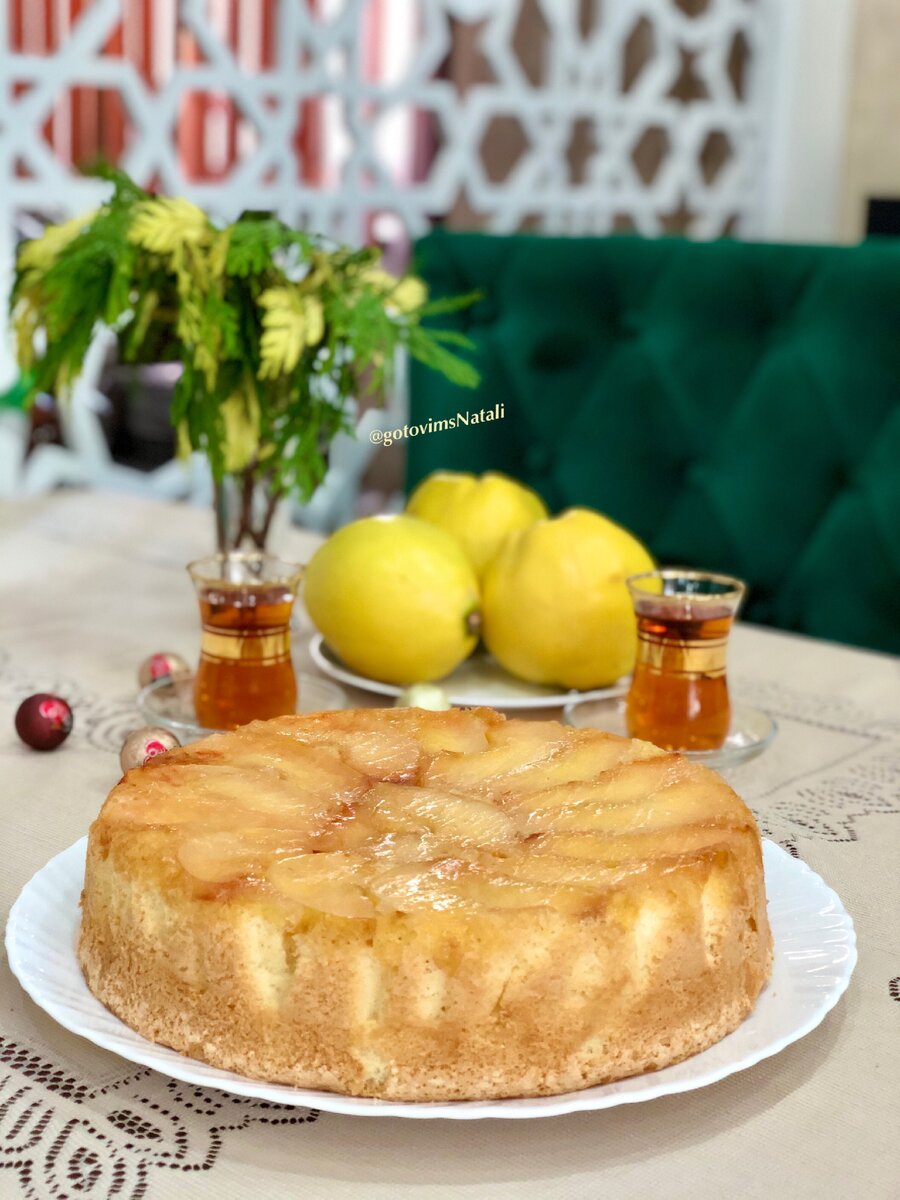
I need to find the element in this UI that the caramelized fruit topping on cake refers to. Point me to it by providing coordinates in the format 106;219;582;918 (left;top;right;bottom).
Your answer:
101;707;753;914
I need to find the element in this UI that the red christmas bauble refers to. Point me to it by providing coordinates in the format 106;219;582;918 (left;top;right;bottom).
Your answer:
119;726;180;772
138;652;190;689
15;693;73;751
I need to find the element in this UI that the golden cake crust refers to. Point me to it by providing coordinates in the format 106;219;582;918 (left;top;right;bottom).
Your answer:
78;707;772;1100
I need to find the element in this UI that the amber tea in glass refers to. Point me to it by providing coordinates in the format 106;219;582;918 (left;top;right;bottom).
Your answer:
625;570;746;751
188;553;303;730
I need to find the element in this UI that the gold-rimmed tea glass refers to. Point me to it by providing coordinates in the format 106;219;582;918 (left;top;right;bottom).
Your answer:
625;569;747;752
187;552;303;731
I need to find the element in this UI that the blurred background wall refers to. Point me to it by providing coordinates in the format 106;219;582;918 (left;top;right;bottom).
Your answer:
2;0;894;518
0;1;867;378
841;0;900;239
0;1;862;274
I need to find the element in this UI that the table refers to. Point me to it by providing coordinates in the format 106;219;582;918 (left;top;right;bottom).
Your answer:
1;491;898;1200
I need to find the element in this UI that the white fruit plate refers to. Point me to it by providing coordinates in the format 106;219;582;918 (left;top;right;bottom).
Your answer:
310;634;628;710
6;841;855;1120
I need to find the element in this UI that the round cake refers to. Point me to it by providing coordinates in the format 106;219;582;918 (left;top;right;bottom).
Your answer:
78;706;772;1101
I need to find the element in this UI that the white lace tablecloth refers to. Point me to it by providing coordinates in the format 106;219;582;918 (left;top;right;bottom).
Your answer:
1;491;898;1200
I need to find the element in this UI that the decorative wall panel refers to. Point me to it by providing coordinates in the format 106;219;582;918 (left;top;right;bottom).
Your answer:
0;0;774;249
0;0;779;508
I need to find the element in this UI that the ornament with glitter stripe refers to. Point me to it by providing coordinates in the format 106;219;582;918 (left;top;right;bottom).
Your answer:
120;726;180;772
15;693;73;751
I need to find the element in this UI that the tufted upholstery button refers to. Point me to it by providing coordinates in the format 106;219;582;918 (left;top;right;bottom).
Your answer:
619;311;641;337
524;445;551;473
471;298;498;325
833;463;854;491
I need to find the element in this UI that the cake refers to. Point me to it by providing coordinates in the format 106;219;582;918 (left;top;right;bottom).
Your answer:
78;707;772;1101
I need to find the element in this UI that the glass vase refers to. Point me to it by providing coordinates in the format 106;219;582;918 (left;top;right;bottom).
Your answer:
213;474;290;555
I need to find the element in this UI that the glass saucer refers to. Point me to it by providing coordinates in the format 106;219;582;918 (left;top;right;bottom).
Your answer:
137;672;347;741
562;697;777;769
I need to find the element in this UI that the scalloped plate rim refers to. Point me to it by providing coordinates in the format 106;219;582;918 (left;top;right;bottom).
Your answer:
5;839;856;1120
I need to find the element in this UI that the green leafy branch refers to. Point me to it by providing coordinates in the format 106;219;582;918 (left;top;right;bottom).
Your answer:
10;168;480;546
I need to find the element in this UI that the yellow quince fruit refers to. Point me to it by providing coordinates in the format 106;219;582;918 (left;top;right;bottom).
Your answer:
482;508;654;689
305;515;481;685
407;470;548;579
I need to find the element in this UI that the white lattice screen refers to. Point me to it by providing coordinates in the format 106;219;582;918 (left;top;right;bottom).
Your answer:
3;0;857;513
0;0;777;255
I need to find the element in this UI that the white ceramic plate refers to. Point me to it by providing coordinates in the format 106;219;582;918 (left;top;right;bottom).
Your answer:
5;840;855;1120
309;633;628;710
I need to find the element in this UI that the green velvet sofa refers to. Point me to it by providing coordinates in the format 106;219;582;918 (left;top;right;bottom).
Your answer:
406;231;900;655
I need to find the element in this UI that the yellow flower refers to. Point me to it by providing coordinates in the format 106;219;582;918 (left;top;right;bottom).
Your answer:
12;299;39;370
358;265;427;313
358;266;398;295
221;382;261;472
175;420;193;461
391;276;428;312
208;228;230;281
257;288;325;379
127;196;212;257
16;210;98;274
306;251;334;289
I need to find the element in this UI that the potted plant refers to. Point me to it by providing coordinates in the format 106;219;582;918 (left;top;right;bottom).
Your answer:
10;168;478;551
